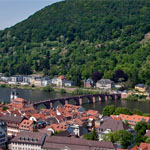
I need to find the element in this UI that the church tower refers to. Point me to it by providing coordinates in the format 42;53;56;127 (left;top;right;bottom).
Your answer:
10;89;18;100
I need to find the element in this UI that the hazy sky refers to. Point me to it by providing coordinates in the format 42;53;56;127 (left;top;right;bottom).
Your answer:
0;0;62;30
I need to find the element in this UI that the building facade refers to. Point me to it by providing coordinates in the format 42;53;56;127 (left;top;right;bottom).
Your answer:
96;79;115;89
9;131;47;150
0;120;7;148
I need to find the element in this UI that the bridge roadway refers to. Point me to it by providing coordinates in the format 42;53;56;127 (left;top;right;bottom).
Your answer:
33;93;121;109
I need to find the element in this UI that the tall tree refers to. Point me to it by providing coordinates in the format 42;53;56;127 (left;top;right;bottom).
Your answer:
92;71;103;83
113;69;128;83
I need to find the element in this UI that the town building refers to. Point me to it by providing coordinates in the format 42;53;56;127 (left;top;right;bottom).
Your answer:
98;118;129;141
0;114;24;137
84;78;94;88
67;124;88;137
19;120;34;132
96;79;115;89
51;78;57;85
119;114;150;128
10;75;23;83
63;80;74;87
57;75;66;87
42;136;116;150
135;84;149;92
0;120;7;148
9;131;47;150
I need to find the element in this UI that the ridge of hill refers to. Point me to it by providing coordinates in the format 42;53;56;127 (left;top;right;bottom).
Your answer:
0;0;150;86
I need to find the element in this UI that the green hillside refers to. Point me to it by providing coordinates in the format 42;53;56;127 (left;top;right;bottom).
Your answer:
0;0;150;86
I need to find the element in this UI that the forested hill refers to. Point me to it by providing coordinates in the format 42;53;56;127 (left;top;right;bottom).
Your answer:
0;0;150;86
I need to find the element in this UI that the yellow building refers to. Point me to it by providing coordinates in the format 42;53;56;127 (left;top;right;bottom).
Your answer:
135;84;148;92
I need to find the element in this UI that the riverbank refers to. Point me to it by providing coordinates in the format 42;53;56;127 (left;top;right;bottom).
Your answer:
0;83;102;94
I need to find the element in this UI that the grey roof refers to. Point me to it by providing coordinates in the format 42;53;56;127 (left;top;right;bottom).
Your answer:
42;136;115;149
84;79;94;83
135;84;148;88
100;118;129;132
64;80;73;84
45;117;59;124
11;131;47;145
97;79;114;84
0;115;24;124
55;130;70;137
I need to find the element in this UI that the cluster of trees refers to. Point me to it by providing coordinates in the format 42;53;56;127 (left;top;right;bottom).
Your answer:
83;128;98;140
103;121;150;148
102;105;132;116
0;0;150;86
134;121;150;145
103;130;133;149
102;105;150;117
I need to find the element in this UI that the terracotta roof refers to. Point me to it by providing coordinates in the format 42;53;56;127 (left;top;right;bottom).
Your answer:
86;110;99;116
139;143;150;150
73;118;84;126
30;113;46;120
12;98;27;103
111;115;122;121
130;146;139;150
58;75;66;80
46;123;68;132
120;114;150;126
19;119;34;131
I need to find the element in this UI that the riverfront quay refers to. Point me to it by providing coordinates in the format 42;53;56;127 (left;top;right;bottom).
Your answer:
0;87;150;113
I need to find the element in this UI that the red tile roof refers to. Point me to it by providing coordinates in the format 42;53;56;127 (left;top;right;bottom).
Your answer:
19;119;34;131
58;75;66;80
46;123;68;132
119;114;150;126
110;115;122;121
139;143;150;150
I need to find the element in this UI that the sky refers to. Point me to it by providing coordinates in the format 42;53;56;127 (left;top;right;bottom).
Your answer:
0;0;62;30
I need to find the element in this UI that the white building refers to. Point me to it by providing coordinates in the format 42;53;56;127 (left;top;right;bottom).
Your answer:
96;79;115;89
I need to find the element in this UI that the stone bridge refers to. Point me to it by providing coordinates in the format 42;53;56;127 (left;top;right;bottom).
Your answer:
33;93;121;109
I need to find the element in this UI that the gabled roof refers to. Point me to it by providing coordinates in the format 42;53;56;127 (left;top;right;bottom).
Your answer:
42;136;115;149
11;131;46;145
100;118;129;132
119;114;150;125
58;75;66;80
139;143;150;150
0;114;24;124
19;119;34;130
97;79;114;84
135;84;147;88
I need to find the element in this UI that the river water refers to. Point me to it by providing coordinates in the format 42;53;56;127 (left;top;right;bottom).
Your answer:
0;87;150;113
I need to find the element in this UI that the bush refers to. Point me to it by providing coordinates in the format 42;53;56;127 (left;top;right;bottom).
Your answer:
125;95;138;101
43;85;54;92
31;84;35;87
60;88;66;94
72;88;99;95
0;84;6;88
2;106;9;111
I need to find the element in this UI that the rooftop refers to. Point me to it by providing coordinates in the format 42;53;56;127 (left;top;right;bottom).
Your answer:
11;131;46;145
42;136;115;150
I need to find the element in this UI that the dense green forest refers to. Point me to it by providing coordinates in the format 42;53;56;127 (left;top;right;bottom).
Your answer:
0;0;150;86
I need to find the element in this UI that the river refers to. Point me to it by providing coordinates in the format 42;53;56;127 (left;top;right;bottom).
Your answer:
0;87;150;113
